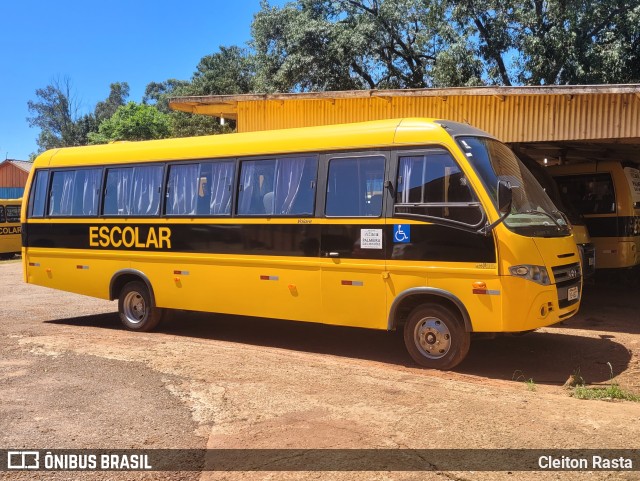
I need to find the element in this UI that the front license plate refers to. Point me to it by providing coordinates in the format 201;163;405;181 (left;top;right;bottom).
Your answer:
568;286;579;301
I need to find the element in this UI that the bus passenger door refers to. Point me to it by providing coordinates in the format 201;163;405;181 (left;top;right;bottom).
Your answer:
318;153;388;329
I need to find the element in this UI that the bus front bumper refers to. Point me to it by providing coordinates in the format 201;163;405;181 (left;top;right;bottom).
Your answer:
499;276;581;332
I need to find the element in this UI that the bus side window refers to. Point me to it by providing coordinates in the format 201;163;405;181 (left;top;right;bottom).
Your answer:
238;160;275;215
555;174;616;215
131;166;163;216
103;168;128;216
0;206;5;223
167;161;236;216
30;170;49;217
166;164;200;215
199;161;235;216
47;169;102;217
326;156;385;217
48;170;76;216
238;157;316;216
6;206;20;223
396;152;481;225
71;169;102;216
274;156;316;216
104;166;163;216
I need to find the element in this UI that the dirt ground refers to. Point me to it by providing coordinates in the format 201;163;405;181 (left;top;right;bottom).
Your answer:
1;258;639;481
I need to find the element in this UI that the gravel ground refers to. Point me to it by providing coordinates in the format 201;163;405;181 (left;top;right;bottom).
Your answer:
1;259;639;480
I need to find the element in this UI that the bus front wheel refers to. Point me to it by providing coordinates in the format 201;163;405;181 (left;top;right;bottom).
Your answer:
118;281;163;332
403;304;470;370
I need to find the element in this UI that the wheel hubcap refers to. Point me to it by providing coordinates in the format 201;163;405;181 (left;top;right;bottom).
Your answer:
123;291;146;324
414;317;452;359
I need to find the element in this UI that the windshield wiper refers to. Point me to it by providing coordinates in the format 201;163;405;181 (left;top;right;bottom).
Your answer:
520;209;564;230
552;209;571;227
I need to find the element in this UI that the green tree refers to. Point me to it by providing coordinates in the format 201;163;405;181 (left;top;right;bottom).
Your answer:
251;0;640;89
143;79;190;113
447;0;640;85
26;77;95;152
88;102;172;144
251;0;483;91
144;78;232;137
94;82;130;122
191;45;256;95
511;0;640;84
144;47;252;137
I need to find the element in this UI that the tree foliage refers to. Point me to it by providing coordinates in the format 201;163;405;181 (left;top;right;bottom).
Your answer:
143;79;190;113
143;47;253;137
249;0;640;90
95;82;130;122
27;80;134;153
511;0;640;84
26;77;95;152
88;102;172;144
191;45;256;95
251;0;484;91
28;0;640;152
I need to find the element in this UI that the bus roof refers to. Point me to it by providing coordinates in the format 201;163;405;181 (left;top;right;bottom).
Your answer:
34;118;490;168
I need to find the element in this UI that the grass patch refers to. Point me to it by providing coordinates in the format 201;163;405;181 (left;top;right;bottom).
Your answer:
512;370;536;392
571;384;640;402
568;363;640;402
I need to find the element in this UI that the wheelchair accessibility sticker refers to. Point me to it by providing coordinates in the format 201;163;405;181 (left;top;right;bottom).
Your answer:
393;224;411;243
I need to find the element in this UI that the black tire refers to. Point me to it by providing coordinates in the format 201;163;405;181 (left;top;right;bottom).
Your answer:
118;281;163;332
403;303;470;370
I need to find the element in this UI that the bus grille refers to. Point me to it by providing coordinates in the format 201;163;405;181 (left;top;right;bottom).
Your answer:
577;243;596;278
552;262;581;308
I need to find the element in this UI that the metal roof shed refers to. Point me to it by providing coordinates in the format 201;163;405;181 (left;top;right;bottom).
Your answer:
169;84;640;164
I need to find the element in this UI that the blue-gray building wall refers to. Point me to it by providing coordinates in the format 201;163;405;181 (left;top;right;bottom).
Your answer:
0;187;24;199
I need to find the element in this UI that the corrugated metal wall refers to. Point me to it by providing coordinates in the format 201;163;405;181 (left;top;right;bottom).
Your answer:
0;164;29;189
237;93;640;142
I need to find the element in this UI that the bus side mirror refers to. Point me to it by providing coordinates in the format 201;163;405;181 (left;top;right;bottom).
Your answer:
497;180;513;216
384;180;395;197
479;180;513;236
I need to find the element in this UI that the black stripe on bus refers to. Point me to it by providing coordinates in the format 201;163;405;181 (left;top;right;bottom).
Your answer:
584;216;640;237
23;222;496;263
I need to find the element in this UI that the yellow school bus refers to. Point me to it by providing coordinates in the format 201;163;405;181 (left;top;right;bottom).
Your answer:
519;157;596;277
22;119;582;370
550;161;640;269
0;198;22;259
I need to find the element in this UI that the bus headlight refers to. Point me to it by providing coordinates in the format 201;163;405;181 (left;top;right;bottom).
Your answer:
509;265;551;285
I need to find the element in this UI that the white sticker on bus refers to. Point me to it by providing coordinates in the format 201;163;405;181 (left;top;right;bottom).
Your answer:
361;229;383;249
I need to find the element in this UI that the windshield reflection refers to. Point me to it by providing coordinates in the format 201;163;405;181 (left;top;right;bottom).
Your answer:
457;136;570;237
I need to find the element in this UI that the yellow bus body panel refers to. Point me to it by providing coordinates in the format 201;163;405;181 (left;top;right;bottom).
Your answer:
0;198;22;257
549;161;640;269
23;119;581;333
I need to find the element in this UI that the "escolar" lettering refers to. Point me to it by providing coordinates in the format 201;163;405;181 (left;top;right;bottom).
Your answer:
89;226;171;249
0;226;21;236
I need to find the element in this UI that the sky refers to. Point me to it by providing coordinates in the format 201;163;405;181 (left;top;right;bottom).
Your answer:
0;1;280;161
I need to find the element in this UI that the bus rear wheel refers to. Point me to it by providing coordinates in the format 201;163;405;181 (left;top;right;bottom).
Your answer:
118;281;163;332
403;304;470;370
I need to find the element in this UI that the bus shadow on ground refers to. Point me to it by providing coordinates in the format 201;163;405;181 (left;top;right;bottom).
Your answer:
553;314;640;335
46;311;630;386
549;283;640;335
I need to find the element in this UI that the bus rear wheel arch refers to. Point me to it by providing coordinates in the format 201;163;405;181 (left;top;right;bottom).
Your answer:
403;303;470;370
117;280;163;332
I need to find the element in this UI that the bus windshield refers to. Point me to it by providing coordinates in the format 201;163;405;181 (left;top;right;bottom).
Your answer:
457;136;570;238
